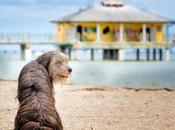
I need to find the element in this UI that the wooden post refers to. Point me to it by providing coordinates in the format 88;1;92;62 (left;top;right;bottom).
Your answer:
136;49;140;61
119;49;125;61
146;48;150;61
103;49;109;60
119;24;124;42
142;24;147;42
106;50;110;60
165;24;170;42
110;49;113;60
166;49;170;61
68;48;72;60
60;47;66;53
91;48;94;61
114;49;119;60
103;49;106;60
159;48;163;61
96;23;101;43
153;48;156;61
20;43;32;61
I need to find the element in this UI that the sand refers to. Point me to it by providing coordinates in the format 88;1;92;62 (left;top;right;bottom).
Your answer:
0;80;175;130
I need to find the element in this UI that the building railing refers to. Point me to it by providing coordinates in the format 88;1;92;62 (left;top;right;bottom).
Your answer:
68;41;171;49
0;33;173;50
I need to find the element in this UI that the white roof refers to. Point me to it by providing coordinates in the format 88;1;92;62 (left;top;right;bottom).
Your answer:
54;2;172;23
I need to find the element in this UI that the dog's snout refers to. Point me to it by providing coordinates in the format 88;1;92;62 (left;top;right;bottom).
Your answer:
68;67;72;73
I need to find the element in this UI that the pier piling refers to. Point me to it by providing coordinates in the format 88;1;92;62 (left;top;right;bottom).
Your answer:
159;49;163;61
136;49;140;61
146;49;150;61
119;49;125;61
153;48;156;61
68;48;72;60
20;43;32;61
166;49;170;61
113;50;119;60
91;49;94;61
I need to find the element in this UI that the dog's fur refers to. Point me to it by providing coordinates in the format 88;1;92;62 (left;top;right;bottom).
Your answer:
14;51;72;130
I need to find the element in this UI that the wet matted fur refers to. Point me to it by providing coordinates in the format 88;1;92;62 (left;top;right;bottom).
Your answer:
14;51;72;130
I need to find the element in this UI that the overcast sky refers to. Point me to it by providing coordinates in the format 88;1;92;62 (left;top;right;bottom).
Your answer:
0;0;174;33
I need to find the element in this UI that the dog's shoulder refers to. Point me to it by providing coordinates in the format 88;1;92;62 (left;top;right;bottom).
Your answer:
21;60;47;74
18;60;50;84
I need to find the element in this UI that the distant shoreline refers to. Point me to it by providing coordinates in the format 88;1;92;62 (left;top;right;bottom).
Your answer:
0;79;174;91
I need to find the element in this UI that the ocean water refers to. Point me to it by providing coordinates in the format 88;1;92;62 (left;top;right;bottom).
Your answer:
0;60;175;89
1;44;175;89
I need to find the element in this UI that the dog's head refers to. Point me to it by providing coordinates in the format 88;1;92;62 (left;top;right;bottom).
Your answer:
37;51;72;83
48;52;72;83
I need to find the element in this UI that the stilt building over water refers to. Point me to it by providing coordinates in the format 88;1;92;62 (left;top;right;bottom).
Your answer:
52;0;174;61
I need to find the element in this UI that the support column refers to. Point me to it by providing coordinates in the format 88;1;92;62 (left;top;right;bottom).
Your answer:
119;23;124;43
96;23;101;43
68;48;72;60
159;49;163;61
153;48;156;61
113;50;119;60
142;24;147;42
106;50;110;60
72;49;77;60
73;24;77;42
110;50;114;60
20;43;32;61
166;49;170;61
103;49;110;60
119;49;125;61
103;49;107;60
136;49;140;61
165;24;170;42
146;48;150;61
91;49;94;61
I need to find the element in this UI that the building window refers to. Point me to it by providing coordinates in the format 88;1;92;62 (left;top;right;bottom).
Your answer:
90;27;97;33
126;29;140;41
84;27;96;33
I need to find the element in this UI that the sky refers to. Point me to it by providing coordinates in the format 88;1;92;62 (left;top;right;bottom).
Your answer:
0;0;174;33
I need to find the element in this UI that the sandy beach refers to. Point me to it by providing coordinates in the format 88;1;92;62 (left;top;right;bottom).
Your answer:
0;80;175;130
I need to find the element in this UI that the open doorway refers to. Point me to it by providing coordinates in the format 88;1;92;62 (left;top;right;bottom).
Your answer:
146;27;151;41
77;25;83;41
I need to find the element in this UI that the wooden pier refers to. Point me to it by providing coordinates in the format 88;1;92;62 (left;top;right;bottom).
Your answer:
0;33;173;61
59;41;172;61
0;33;57;61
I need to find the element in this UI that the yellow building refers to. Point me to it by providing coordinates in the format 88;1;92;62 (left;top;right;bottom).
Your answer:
52;0;174;61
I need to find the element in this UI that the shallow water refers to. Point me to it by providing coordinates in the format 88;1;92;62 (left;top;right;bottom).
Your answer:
1;44;175;88
0;60;175;89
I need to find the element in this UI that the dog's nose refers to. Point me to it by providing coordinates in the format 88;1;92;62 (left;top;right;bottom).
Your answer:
68;68;72;73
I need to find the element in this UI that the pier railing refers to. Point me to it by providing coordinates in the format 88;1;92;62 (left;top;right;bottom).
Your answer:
0;33;57;44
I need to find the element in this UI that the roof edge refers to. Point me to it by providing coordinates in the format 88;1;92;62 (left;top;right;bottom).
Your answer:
51;20;174;24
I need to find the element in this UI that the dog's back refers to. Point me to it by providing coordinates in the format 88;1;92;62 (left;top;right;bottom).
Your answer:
14;60;63;130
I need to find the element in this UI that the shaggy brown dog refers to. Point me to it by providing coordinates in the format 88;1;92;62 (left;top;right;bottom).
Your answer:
14;51;72;130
